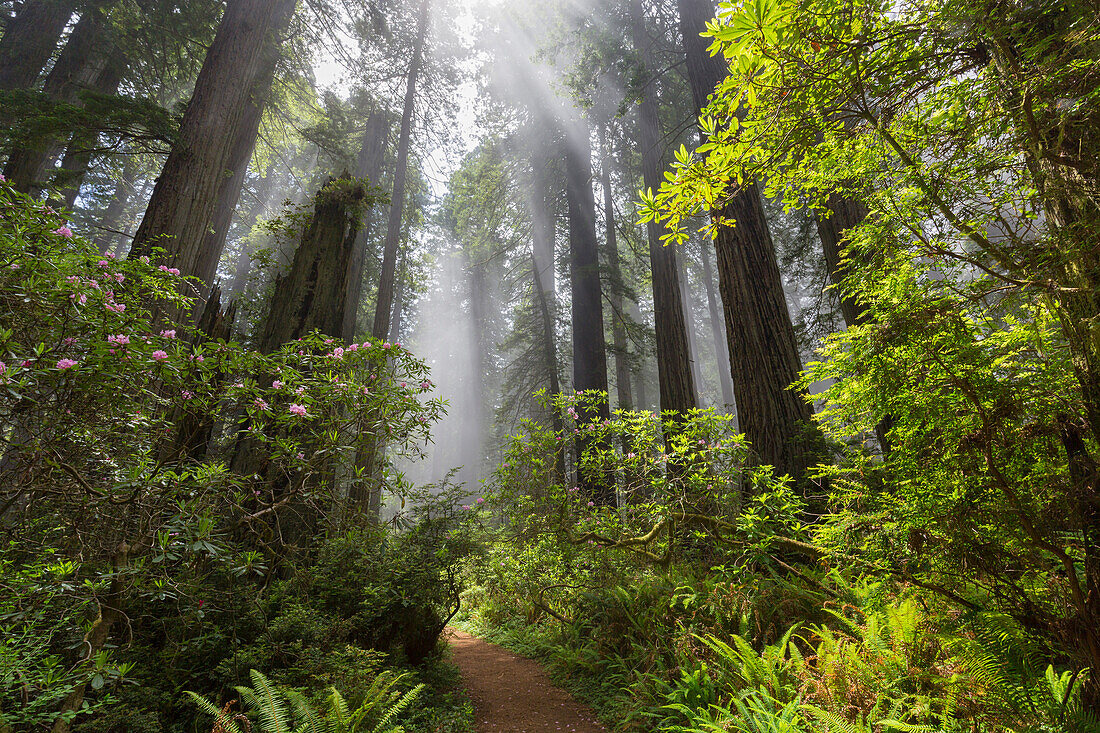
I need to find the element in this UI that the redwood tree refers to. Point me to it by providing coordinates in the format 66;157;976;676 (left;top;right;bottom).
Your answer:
565;115;612;506
678;0;821;487
0;0;75;92
372;0;429;340
629;0;698;415
128;0;297;319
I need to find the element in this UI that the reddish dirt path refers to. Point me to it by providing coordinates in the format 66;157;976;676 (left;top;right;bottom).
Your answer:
445;628;608;733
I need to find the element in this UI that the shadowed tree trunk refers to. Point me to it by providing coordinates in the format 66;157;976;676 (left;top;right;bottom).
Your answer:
235;177;367;541
676;243;705;401
4;3;109;192
194;43;283;303
816;193;894;452
699;238;735;409
257;179;365;351
596;124;633;412
565;116;613;507
679;0;822;493
92;156;138;254
343;111;391;342
54;47;127;209
529;129;567;483
816;195;871;329
630;0;698;416
129;0;297;322
0;0;75;92
372;0;429;340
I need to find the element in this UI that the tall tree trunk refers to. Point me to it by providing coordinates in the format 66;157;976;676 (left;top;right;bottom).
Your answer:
0;0;75;92
630;0;698;415
129;0;297;322
816;195;871;329
4;3;107;192
343;111;391;342
679;0;821;491
54;47;127;209
816;194;893;451
92;155;138;254
529;131;567;482
565;116;612;507
194;46;282;303
372;0;429;340
257;178;364;351
235;177;366;541
699;238;735;408
596;124;633;411
388;246;407;344
676;242;705;401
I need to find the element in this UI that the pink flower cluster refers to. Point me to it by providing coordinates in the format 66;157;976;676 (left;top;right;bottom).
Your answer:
288;403;308;417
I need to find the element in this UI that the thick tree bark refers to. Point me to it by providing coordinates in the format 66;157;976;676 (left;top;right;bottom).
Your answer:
596;124;633;412
0;0;75;92
4;3;108;192
565;117;613;507
257;179;364;352
54;47;127;209
679;0;821;489
529;131;567;482
343;111;391;342
164;286;236;461
372;0;429;340
236;178;365;541
676;243;705;401
195;46;282;303
816;194;871;329
630;0;698;416
129;0;297;321
699;238;735;408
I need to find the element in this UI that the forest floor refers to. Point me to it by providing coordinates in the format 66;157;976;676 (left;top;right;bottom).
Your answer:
445;628;607;733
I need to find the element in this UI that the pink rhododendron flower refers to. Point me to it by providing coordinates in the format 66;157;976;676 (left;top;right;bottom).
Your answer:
288;403;307;417
168;267;180;276
106;302;125;313
333;347;344;358
181;390;193;399
272;380;283;389
160;330;176;339
78;293;87;305
97;260;109;268
0;361;6;375
382;342;391;350
9;263;19;270
151;350;168;360
53;226;73;238
108;334;130;346
253;398;268;411
56;359;77;369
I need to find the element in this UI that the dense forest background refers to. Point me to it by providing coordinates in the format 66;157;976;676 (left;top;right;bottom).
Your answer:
0;0;1098;731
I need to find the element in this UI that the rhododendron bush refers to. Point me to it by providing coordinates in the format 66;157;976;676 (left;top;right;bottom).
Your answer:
0;180;445;729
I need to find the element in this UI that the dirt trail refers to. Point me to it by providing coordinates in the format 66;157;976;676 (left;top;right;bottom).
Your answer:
445;628;607;733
